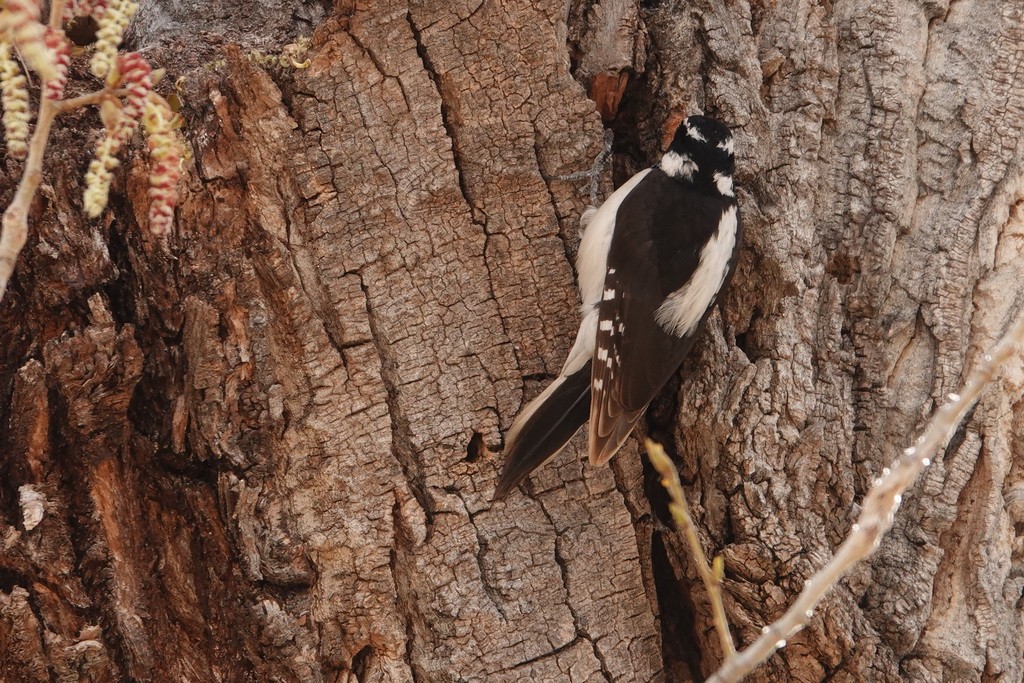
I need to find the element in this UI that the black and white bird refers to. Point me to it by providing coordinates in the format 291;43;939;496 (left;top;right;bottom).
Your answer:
493;115;741;500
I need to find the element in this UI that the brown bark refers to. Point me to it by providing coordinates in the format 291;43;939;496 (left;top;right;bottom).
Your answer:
1;0;1022;681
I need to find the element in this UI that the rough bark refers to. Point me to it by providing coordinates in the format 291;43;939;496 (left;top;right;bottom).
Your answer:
1;0;1022;681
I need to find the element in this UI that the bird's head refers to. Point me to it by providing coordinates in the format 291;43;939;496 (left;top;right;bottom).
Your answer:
661;115;735;196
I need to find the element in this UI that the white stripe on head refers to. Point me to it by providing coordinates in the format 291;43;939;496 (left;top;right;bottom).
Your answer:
685;122;706;142
661;151;697;179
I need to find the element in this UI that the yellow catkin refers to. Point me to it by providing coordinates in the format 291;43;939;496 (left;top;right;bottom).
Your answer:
83;136;120;217
0;41;29;160
90;0;138;79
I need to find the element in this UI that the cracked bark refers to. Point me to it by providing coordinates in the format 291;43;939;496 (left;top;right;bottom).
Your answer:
1;1;1022;681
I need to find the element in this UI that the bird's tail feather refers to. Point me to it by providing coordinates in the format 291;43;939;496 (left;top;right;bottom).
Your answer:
492;361;592;500
589;408;645;465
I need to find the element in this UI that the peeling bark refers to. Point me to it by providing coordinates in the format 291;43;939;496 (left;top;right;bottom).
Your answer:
1;0;1022;681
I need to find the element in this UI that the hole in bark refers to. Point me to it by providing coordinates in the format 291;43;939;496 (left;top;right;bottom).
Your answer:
651;532;704;682
825;250;858;284
734;305;763;360
101;225;135;328
642;447;673;528
733;328;752;358
351;644;374;681
465;431;486;463
0;566;26;592
646;373;682;442
65;17;99;46
0;413;21;524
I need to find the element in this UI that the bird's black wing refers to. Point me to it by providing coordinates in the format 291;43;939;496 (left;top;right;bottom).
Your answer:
589;170;739;464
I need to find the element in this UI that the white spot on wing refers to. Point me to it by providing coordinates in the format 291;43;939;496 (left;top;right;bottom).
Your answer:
600;319;613;331
594;379;604;390
655;205;739;337
714;172;734;197
597;347;608;361
603;288;616;300
660;151;697;180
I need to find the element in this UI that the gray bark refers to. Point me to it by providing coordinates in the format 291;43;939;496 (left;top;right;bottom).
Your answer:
1;0;1022;681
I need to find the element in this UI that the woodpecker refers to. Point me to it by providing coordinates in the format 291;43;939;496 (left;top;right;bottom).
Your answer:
494;115;741;500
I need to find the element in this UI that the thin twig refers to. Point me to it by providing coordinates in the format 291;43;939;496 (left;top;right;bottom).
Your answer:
49;0;68;29
646;439;736;660
57;87;129;111
707;308;1024;683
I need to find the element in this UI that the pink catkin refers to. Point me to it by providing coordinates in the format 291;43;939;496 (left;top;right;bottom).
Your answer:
4;0;42;24
62;0;82;21
144;95;182;236
64;0;108;21
43;28;70;100
2;0;58;84
3;1;44;51
147;142;180;236
89;0;110;21
112;52;151;147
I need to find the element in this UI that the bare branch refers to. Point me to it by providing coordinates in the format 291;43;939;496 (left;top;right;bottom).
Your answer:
56;87;129;112
48;0;68;29
707;308;1024;683
646;438;736;660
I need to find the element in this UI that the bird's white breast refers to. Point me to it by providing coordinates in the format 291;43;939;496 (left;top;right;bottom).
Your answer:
654;204;738;338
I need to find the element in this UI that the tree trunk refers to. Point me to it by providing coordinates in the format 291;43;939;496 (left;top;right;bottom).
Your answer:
2;0;1022;681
